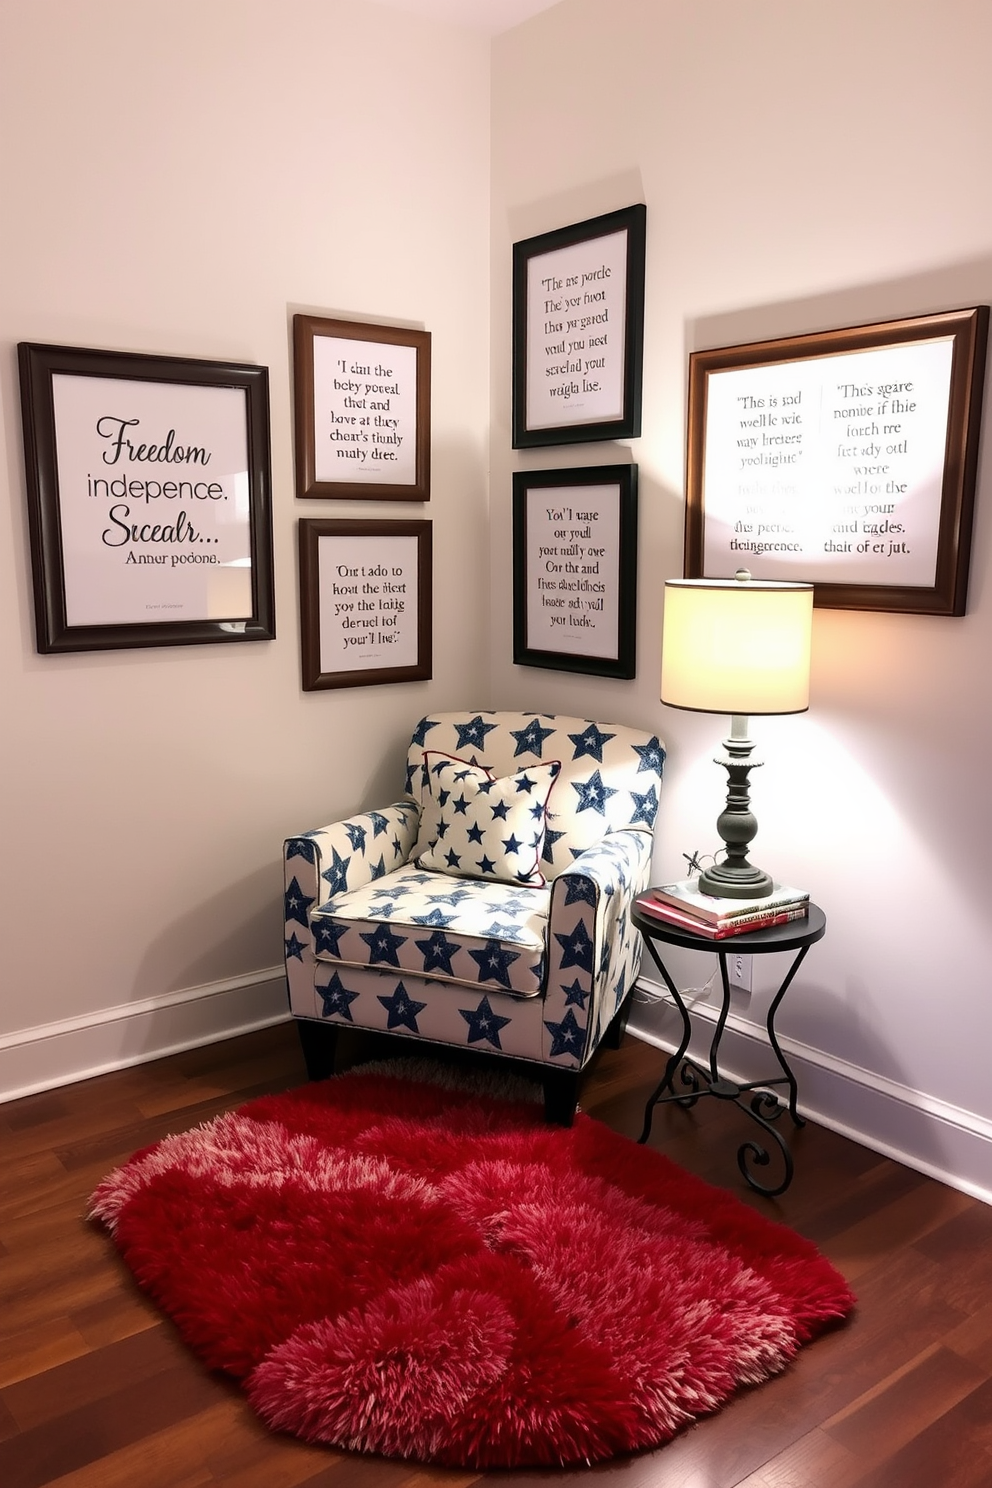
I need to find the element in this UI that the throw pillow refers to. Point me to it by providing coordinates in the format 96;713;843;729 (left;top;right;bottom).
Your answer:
413;752;493;861
418;758;561;886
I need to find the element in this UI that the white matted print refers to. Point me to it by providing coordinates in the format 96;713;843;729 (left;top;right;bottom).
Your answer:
513;466;637;679
512;205;645;449
294;316;431;500
52;374;253;626
685;308;989;616
299;519;432;691
17;343;274;653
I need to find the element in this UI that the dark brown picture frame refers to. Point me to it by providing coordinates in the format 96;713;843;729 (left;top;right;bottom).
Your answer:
512;204;646;449
18;342;275;653
299;518;432;691
293;315;431;501
685;307;989;615
512;464;637;678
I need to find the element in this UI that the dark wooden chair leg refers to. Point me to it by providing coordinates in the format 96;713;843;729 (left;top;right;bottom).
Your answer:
603;991;633;1050
296;1019;338;1081
543;1068;581;1126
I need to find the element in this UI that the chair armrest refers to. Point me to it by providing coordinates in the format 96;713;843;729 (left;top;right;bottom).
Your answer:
285;800;419;906
284;801;419;993
542;830;653;1068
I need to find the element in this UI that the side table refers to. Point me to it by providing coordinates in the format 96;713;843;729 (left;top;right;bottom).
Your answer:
633;901;826;1197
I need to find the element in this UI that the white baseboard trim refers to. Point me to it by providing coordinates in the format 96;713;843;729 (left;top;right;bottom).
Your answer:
630;979;992;1207
0;968;291;1104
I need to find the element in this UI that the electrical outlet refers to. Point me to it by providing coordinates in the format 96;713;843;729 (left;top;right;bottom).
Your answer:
728;951;752;994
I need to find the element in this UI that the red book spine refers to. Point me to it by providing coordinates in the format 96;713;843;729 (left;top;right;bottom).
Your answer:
636;897;807;938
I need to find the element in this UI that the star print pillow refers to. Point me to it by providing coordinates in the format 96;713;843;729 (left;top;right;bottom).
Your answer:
413;752;494;861
417;757;562;886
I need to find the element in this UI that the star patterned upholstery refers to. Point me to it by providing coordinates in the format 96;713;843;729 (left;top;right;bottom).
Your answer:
284;712;664;1124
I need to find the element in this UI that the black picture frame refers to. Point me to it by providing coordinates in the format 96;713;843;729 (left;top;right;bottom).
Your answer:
18;342;275;653
298;518;432;691
293;315;431;501
512;464;637;678
512;204;646;449
685;306;989;615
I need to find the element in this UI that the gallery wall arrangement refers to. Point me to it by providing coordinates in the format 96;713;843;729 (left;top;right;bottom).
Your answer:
510;203;646;680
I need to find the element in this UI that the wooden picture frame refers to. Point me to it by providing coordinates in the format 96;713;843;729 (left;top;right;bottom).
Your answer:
512;464;637;678
17;342;275;653
298;518;432;690
512;204;646;449
685;306;989;614
293;315;431;501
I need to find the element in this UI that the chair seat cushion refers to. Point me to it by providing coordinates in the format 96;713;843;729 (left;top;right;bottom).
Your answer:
310;865;550;998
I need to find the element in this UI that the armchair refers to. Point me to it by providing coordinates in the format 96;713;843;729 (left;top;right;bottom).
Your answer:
284;711;664;1123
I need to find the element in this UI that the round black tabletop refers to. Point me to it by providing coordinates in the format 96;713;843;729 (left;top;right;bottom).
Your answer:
631;901;826;955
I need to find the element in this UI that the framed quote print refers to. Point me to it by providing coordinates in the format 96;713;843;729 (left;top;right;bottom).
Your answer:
293;315;431;500
512;204;646;449
18;342;275;653
685;306;989;615
512;464;637;678
298;518;432;690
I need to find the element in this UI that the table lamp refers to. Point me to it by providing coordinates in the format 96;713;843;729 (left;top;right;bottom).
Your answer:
660;569;813;899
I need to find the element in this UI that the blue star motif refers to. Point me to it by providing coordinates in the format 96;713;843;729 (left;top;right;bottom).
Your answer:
404;763;417;792
572;770;617;816
434;818;450;839
545;1009;586;1059
286;837;317;864
391;836;402;857
444;848;461;869
561;875;597;907
477;854;497;875
459;995;512;1050
542;826;566;864
284;876;314;927
502;832;523;856
568;723;615;762
480;918;515;937
411;908;458;926
468;938;520;988
345;821;367;855
630;784;659;827
318;972;360;1021
452;793;471;815
555;920;595;972
411;717;440;746
466;821;485;844
490;799;510;820
454;715;498;751
510;718;556;758
562;977;589;1009
514;771;541;794
377;982;427;1032
633;737;665;776
425;887;473;905
313;919;348;957
360;924;407;966
284;931;306;961
369;854;387;880
369;812;390;838
415;930;461;975
321;847;352;896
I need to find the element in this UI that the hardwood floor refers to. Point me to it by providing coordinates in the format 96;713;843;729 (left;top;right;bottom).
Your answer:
2;1021;992;1488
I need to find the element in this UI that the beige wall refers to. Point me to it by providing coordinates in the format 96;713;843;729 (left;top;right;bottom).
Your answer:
491;0;992;1193
0;0;491;1081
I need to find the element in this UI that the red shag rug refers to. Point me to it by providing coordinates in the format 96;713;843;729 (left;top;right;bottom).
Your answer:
90;1060;854;1469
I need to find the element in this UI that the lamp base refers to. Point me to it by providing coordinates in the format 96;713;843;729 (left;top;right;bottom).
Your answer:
698;860;774;900
701;714;776;900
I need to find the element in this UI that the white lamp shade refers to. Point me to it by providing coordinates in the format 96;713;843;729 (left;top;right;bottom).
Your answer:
661;576;813;715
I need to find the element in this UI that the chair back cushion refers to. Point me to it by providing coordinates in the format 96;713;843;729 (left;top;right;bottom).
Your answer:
404;712;663;880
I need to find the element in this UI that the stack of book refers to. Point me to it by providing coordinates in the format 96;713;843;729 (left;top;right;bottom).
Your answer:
636;877;809;939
